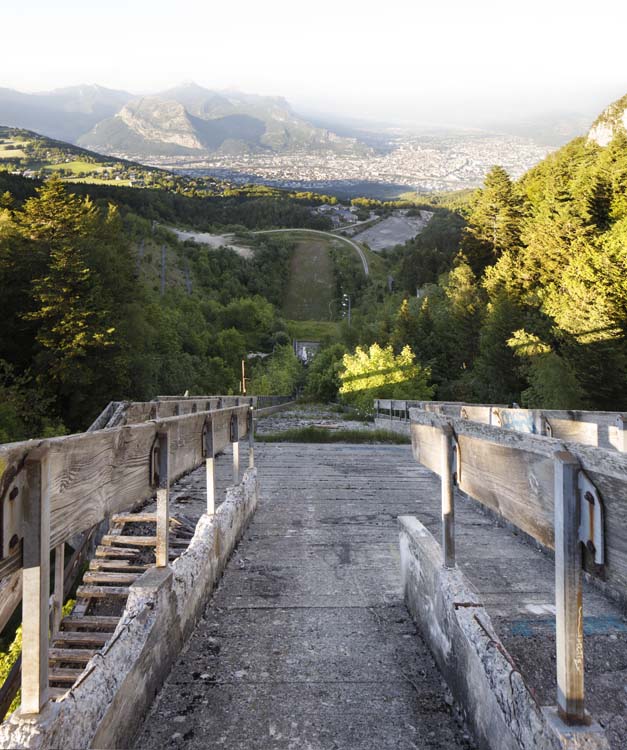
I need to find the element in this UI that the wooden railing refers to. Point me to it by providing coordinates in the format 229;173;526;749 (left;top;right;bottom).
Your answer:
375;399;627;452
90;395;293;431
0;401;253;716
408;406;627;725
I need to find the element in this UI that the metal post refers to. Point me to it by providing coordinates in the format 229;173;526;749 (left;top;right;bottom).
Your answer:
440;425;455;568
248;407;255;469
21;449;50;714
231;413;240;485
52;543;64;637
204;419;216;515
554;450;586;724
156;430;170;567
616;415;627;452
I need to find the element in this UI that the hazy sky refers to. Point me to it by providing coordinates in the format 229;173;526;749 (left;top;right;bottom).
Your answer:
2;0;626;126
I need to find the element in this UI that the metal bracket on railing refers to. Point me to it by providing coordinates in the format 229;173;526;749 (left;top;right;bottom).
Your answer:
451;433;461;485
202;416;214;458
577;471;604;565
541;415;553;438
0;457;27;562
149;433;161;487
230;412;239;443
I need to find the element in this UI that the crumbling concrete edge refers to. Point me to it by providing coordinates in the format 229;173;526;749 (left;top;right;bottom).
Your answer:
0;468;259;750
398;516;610;750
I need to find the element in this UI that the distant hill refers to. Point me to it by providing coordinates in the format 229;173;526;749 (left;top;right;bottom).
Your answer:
0;84;133;142
0;83;369;160
0;124;224;193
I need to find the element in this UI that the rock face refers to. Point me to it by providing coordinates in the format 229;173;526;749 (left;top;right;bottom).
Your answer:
116;98;204;150
587;93;627;147
77;82;368;158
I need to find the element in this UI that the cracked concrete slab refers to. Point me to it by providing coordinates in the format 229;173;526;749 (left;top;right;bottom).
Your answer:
134;443;474;750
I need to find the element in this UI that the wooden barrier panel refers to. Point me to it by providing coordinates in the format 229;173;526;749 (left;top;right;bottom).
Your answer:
409;408;627;593
0;405;249;581
380;399;627;452
375;400;506;423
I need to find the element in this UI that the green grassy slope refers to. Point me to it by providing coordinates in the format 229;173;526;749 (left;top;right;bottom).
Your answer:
282;237;335;320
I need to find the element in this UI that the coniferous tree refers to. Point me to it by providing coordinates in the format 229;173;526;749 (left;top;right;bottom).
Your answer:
461;166;522;274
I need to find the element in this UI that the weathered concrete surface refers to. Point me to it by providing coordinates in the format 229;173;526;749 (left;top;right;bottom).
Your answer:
256;403;374;434
0;468;258;750
134;443;474;750
400;517;610;750
375;416;411;436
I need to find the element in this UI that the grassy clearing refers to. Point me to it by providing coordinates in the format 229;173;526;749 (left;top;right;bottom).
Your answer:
286;319;340;341
256;426;409;444
0;148;26;159
62;176;132;186
45;160;107;174
282;238;335;320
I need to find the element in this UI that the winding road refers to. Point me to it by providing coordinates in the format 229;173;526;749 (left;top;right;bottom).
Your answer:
253;228;369;276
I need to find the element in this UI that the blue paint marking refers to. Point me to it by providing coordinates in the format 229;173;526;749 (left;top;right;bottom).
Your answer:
500;411;536;433
510;616;627;637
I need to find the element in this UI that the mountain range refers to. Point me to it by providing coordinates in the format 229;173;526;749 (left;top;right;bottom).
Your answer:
0;83;368;159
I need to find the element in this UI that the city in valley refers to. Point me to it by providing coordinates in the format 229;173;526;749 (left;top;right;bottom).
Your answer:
149;131;552;196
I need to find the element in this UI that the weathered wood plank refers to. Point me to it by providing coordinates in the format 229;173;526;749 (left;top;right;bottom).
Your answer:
48;668;84;684
48;649;96;664
410;423;442;475
75;585;130;598
94;546;140;558
82;571;141;585
88;560;149;572
456;431;555;548
60;616;119;631
110;513;158;524
0;571;21;635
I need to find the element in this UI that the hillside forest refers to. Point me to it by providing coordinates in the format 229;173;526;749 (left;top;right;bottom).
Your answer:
0;126;626;441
